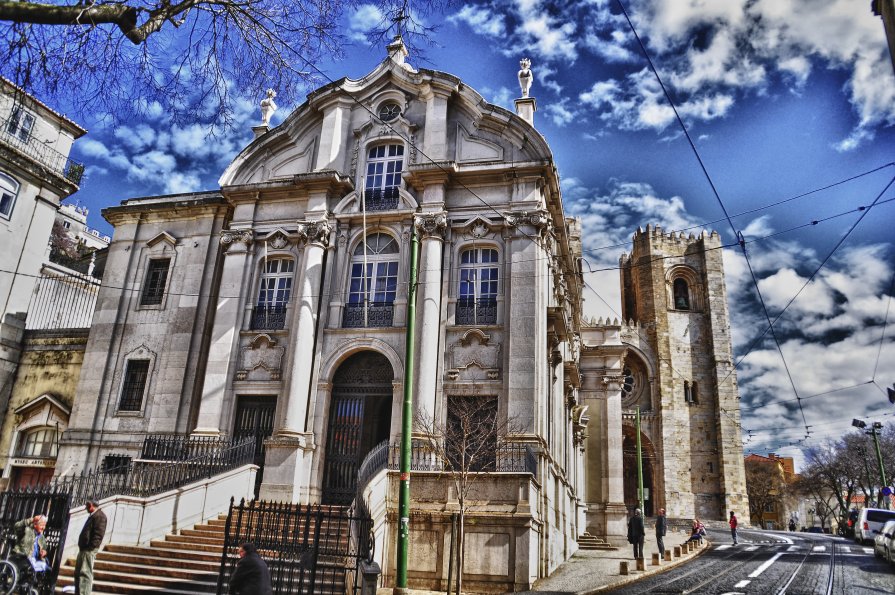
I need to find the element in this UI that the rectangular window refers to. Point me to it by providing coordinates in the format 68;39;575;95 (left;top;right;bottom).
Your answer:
119;359;150;411
6;108;35;142
140;258;171;306
0;191;13;218
764;502;775;513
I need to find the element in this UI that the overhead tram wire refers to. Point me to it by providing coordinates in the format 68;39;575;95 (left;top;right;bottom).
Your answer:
582;162;895;255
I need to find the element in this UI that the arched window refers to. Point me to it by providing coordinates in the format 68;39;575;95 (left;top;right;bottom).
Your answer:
673;278;690;310
0;172;20;219
456;247;499;324
363;144;404;211
17;427;58;458
252;258;294;330
344;233;399;328
684;381;698;404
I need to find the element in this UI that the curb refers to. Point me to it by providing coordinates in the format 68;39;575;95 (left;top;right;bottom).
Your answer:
579;540;712;595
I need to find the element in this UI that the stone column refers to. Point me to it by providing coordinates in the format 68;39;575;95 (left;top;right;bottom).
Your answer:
194;228;254;436
281;220;331;436
413;212;447;423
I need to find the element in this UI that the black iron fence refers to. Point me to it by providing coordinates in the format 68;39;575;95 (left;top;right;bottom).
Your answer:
53;437;255;503
455;297;498;325
250;304;287;330
217;499;374;595
0;487;72;595
363;187;399;211
140;435;235;461
342;302;394;328
384;442;537;475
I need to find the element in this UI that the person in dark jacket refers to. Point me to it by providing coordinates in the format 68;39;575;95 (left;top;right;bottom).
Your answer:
229;542;273;595
75;500;107;595
655;508;667;557
627;508;645;559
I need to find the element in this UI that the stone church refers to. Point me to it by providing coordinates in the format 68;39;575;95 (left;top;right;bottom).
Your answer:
51;38;747;591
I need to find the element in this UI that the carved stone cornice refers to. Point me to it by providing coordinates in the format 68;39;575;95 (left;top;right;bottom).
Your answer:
220;228;253;250
414;212;448;240
296;220;332;247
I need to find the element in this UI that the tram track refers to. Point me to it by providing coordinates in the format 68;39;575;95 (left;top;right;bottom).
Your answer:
774;534;838;595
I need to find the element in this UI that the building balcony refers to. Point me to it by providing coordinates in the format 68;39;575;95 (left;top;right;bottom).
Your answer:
455;297;497;325
250;304;288;330
0;118;84;185
362;187;399;211
343;301;394;328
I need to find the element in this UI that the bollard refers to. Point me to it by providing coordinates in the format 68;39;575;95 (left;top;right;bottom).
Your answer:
652;552;661;566
619;561;629;575
636;558;645;571
664;550;672;562
360;560;380;595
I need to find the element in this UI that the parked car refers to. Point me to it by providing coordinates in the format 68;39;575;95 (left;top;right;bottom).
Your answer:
855;508;895;545
873;519;895;563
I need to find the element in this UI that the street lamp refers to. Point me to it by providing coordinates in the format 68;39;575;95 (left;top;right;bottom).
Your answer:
853;417;889;509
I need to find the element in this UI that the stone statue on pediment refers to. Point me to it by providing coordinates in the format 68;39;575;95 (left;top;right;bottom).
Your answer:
260;88;278;126
518;58;533;98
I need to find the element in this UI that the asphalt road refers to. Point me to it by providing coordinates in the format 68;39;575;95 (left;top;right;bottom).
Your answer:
602;526;895;595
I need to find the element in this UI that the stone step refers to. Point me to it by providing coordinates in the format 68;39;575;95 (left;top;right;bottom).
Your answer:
103;544;222;564
59;559;219;582
55;569;218;593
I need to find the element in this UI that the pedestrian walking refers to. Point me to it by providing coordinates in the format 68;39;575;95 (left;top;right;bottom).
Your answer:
229;542;273;595
655;508;667;557
627;508;645;559
729;510;739;545
74;500;107;595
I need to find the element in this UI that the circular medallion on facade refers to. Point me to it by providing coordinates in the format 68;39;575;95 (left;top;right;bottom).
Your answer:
378;102;401;122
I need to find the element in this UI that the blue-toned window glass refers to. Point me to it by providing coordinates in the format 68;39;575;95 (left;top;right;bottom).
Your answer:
364;144;404;210
348;234;399;305
257;259;294;307
457;248;499;324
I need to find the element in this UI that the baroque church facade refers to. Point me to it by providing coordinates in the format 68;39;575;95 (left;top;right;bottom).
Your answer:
51;39;747;590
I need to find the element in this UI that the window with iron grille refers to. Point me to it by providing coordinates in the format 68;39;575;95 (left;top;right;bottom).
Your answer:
103;454;132;474
6;107;35;142
343;233;398;328
363;144;403;211
17;428;58;458
140;258;171;306
0;172;19;220
119;359;150;411
253;258;294;330
456;248;499;325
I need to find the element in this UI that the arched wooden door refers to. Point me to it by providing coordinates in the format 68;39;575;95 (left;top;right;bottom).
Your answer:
322;351;393;505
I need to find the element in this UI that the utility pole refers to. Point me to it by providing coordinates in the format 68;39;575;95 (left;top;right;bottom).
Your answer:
636;406;644;513
870;422;889;509
395;227;419;592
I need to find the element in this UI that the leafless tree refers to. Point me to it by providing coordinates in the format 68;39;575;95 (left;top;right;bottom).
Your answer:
745;457;787;527
0;0;448;127
415;396;523;595
49;220;80;258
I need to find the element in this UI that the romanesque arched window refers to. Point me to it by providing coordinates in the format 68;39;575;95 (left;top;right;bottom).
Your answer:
344;233;399;328
363;144;404;211
456;247;499;325
252;258;294;330
673;277;690;310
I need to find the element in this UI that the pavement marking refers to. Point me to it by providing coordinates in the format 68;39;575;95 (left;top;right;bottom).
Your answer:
863;548;874;555
787;545;800;552
760;533;793;545
717;544;732;550
748;552;784;578
813;546;826;552
746;546;758;551
734;580;751;588
841;546;851;553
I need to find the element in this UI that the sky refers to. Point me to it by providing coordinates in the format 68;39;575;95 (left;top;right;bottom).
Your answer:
60;0;894;470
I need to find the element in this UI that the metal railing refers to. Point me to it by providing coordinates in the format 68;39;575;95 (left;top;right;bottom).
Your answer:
140;435;235;461
385;442;537;475
250;304;287;330
455;297;498;325
217;499;374;595
0;118;84;185
0;487;72;595
25;270;100;330
53;437;255;503
342;301;394;328
363;187;399;211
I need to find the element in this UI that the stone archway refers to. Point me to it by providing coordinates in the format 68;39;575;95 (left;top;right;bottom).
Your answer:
622;424;657;517
321;351;393;505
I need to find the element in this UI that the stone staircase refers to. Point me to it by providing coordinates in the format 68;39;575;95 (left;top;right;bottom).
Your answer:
54;506;355;594
56;516;227;594
577;532;618;551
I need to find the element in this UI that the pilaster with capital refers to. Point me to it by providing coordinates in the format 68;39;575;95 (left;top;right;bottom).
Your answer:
413;212;447;424
195;229;255;436
281;219;331;437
